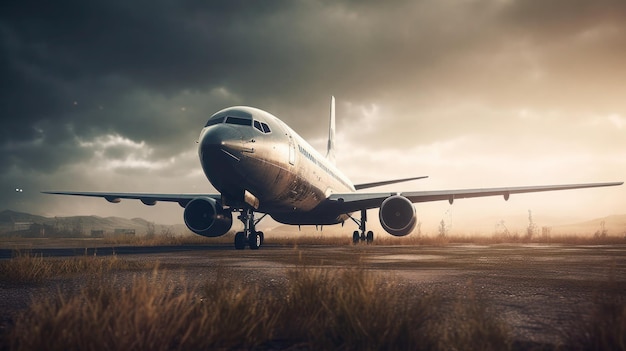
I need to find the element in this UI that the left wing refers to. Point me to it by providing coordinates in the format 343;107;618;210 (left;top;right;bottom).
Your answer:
41;191;221;208
329;182;623;214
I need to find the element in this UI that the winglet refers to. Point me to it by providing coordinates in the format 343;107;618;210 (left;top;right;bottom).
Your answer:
326;96;336;165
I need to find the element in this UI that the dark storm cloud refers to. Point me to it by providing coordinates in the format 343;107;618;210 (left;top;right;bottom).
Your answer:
1;0;392;170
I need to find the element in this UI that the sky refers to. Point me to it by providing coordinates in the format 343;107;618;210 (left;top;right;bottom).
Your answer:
2;0;625;234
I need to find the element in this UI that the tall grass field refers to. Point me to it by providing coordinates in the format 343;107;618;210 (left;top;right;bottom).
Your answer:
0;251;624;350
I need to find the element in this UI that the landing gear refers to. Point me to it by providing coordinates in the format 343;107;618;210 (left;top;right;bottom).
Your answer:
249;231;264;249
234;231;247;250
349;209;374;245
366;230;374;244
234;209;266;250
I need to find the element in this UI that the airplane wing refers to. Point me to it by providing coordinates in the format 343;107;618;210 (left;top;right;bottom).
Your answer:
41;191;221;208
329;182;623;214
354;176;428;190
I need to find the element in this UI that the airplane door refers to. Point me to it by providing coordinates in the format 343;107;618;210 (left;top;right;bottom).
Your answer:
288;135;296;165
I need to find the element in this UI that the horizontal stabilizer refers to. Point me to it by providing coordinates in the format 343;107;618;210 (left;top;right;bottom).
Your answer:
354;176;429;190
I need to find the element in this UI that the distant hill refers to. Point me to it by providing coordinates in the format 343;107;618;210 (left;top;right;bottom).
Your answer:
0;209;190;237
553;214;626;236
0;210;48;224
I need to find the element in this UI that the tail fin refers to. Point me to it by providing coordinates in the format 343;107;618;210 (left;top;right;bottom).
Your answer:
326;96;336;165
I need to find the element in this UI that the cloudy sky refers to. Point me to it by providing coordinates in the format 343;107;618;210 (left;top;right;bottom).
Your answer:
2;0;625;233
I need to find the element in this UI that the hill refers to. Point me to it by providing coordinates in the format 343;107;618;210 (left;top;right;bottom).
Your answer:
0;210;48;224
552;214;626;236
0;209;190;237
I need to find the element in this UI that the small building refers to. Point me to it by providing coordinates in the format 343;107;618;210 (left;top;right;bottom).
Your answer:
91;229;105;238
114;228;136;236
14;223;50;237
13;222;33;231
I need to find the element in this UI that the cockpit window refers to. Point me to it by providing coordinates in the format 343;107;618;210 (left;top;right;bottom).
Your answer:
253;120;272;134
205;109;253;127
205;116;225;127
253;120;263;132
225;116;252;126
261;122;271;133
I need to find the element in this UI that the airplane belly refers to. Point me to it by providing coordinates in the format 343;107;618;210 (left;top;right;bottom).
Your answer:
245;154;325;212
270;203;349;225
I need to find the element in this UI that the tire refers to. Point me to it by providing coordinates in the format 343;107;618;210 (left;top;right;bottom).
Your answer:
352;231;360;244
366;231;374;244
234;232;246;250
249;231;261;250
257;231;264;246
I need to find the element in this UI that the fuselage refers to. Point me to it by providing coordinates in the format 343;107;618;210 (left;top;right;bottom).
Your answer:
198;106;355;225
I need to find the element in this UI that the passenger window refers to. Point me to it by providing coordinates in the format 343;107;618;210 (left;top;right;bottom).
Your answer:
261;123;271;133
254;120;263;132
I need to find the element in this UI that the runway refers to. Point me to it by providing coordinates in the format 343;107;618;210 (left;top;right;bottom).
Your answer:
1;240;625;346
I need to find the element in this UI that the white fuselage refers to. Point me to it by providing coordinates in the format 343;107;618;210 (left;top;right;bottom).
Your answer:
198;106;355;225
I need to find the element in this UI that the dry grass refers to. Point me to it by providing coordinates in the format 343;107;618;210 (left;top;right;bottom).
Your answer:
3;265;517;351
0;251;154;283
281;267;439;350
1;247;624;350
102;233;222;246
432;282;512;351
5;230;621;249
559;278;626;351
268;233;626;247
7;273;271;350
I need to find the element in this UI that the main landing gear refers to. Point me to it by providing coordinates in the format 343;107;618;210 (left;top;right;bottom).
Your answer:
349;209;373;245
234;209;266;250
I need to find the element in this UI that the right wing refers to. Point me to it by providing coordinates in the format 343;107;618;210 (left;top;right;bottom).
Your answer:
41;191;221;207
329;182;623;214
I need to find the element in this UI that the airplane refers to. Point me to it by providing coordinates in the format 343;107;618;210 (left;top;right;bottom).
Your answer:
44;97;623;249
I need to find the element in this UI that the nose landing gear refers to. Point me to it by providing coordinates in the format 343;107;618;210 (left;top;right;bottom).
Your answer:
234;209;265;250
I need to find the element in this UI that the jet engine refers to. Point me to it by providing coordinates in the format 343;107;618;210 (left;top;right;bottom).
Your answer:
379;195;417;237
183;197;233;237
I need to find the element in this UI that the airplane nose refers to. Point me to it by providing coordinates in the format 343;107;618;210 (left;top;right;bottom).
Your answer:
199;125;247;193
199;124;246;169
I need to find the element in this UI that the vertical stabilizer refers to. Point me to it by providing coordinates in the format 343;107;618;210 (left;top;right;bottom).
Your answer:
326;96;336;165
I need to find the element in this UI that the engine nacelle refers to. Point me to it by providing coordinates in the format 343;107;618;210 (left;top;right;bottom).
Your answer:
183;197;232;237
379;195;417;237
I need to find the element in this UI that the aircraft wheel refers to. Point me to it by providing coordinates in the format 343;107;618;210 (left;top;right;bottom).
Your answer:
352;231;360;244
234;232;247;250
366;231;374;244
257;231;264;246
249;231;261;250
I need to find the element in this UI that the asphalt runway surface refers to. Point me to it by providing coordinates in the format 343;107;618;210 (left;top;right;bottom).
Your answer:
1;240;625;347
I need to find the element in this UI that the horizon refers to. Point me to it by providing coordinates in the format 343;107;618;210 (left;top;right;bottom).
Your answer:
2;208;625;237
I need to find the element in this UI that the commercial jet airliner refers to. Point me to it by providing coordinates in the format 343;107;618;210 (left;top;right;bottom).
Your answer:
44;97;622;249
